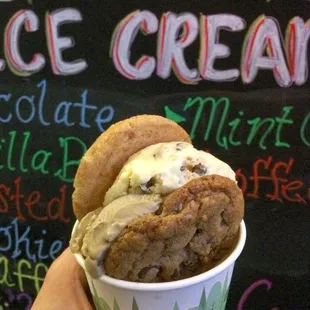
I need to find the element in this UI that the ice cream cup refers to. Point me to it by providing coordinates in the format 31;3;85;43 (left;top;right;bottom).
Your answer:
72;220;246;310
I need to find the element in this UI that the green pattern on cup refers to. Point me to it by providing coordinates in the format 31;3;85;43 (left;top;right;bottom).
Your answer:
113;298;121;310
174;302;180;310
132;297;139;310
91;281;111;310
90;273;230;310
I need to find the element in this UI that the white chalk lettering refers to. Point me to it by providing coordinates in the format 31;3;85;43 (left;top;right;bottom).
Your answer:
286;17;310;86
157;12;200;83
199;14;246;81
242;15;291;87
4;10;46;76
111;10;158;80
46;8;87;75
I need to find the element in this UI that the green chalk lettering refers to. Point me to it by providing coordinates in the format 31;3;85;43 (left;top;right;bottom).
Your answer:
301;111;310;147
54;136;86;183
7;131;17;171
34;262;48;292
247;117;275;150
184;96;207;140
0;256;15;288
20;132;30;173
184;96;229;149
0;141;4;170
31;150;52;174
228;110;244;147
204;97;229;149
275;106;294;148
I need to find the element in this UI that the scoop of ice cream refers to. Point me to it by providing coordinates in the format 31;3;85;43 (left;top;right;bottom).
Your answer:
70;194;162;277
104;142;236;206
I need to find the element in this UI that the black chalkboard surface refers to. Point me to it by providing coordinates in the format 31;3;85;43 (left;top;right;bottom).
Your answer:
0;1;309;309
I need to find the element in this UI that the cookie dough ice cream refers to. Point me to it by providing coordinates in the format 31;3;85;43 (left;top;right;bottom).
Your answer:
104;142;236;205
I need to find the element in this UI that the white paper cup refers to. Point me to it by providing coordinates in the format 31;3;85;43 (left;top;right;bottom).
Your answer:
73;220;246;310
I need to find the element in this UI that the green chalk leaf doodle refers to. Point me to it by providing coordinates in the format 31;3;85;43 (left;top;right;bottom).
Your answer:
164;106;186;123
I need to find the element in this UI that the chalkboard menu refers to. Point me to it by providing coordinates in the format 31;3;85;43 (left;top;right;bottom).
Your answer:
0;0;309;309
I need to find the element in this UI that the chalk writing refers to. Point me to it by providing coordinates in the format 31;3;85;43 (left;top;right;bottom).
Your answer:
0;256;47;292
301;110;310;146
0;8;307;85
237;279;278;310
0;80;115;131
0;131;86;183
0;218;64;261
111;11;309;85
2;289;32;310
45;8;87;75
0;178;71;222
3;9;87;76
236;156;309;204
165;97;296;150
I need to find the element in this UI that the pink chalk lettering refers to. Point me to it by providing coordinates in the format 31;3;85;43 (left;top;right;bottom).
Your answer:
286;17;310;86
237;279;279;310
157;12;200;84
241;15;291;87
199;14;245;81
46;8;87;75
4;10;45;76
111;10;158;80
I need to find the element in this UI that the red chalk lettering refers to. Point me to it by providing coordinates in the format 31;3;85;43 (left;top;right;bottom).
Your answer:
0;184;10;213
47;184;70;223
281;180;307;204
0;177;71;222
236;156;308;204
10;177;25;221
235;168;248;194
266;159;294;202
248;156;273;199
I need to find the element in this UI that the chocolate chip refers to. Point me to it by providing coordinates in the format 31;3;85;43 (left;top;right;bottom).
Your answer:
180;166;186;171
139;177;156;192
192;163;207;175
176;143;185;151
